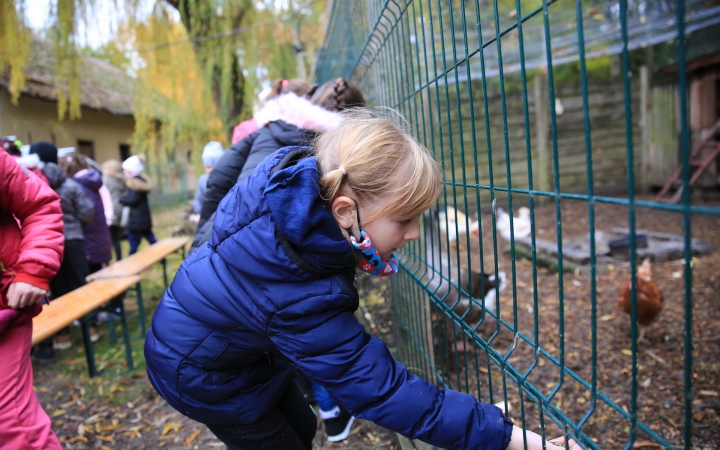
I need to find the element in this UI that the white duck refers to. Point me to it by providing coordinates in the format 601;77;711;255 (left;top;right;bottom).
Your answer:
438;206;479;242
495;206;531;242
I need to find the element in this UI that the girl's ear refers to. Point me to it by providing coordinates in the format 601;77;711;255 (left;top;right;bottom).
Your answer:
331;196;356;230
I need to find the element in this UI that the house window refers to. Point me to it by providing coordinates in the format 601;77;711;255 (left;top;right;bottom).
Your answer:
120;144;131;161
77;140;95;159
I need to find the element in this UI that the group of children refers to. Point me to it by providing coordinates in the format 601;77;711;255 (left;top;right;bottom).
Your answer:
2;141;157;362
0;140;161;448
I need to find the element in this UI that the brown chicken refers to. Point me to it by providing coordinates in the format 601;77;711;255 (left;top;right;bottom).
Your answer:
618;259;664;342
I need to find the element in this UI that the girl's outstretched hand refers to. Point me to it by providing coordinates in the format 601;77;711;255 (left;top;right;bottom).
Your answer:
547;436;580;449
508;426;580;450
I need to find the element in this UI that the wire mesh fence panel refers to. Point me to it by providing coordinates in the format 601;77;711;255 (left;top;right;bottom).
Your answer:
146;161;193;230
146;161;191;208
317;0;720;448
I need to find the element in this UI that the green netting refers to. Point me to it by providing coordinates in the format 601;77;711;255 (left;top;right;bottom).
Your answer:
145;161;190;209
316;1;719;448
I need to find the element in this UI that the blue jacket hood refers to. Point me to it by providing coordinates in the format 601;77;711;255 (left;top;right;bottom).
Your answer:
264;150;354;272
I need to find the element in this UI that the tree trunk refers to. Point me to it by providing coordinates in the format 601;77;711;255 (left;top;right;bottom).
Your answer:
165;0;250;138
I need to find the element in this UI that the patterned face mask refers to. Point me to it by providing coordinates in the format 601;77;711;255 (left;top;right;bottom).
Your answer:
348;199;399;277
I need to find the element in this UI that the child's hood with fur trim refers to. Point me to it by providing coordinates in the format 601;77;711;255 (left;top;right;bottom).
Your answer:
254;93;342;132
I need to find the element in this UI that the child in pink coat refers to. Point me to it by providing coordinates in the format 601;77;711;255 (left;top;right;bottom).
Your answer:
0;149;64;449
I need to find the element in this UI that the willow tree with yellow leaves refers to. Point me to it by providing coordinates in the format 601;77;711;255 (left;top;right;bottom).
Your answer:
0;0;329;161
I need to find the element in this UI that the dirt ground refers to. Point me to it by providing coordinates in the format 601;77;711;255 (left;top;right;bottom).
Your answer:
33;367;398;449
360;195;720;449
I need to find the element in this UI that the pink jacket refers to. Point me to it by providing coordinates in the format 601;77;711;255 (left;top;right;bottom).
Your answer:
0;151;64;331
232;118;259;144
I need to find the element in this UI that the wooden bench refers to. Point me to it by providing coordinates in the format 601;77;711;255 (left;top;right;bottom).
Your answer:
86;236;190;336
32;275;140;377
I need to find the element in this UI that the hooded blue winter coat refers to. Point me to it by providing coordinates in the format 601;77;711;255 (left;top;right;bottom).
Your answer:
144;147;513;450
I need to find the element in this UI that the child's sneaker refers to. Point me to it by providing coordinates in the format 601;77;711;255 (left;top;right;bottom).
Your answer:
324;406;355;443
31;346;56;365
53;334;72;350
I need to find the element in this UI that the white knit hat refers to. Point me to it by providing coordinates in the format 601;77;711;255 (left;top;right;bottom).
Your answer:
202;141;225;168
122;155;144;177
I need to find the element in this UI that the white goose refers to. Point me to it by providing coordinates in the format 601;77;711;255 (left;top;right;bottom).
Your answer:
495;206;531;242
438;206;479;242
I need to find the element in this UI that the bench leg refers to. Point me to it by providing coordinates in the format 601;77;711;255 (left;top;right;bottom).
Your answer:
135;282;146;337
79;318;98;378
108;313;117;344
162;258;168;288
119;296;134;371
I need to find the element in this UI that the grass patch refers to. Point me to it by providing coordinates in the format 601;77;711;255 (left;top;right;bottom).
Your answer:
41;212;188;400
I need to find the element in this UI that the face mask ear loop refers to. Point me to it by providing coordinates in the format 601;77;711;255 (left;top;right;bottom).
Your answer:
344;198;363;241
351;198;363;230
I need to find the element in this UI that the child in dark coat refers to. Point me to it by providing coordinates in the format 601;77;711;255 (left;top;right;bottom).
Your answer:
31;143;94;356
145;110;576;450
119;155;156;255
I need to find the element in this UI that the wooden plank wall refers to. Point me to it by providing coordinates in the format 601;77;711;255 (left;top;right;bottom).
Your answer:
421;75;641;210
645;83;678;188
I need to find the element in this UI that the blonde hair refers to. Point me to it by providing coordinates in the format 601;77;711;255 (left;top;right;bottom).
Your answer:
316;108;441;224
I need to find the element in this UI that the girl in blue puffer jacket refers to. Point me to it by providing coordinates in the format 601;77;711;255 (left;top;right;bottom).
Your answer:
144;109;577;450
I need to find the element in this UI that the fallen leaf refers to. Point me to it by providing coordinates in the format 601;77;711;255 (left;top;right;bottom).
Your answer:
621;349;633;356
599;314;614;321
162;422;183;436
100;446;113;450
85;414;103;424
52;408;67;417
184;429;202;446
632;441;663;448
699;390;718;396
96;435;115;443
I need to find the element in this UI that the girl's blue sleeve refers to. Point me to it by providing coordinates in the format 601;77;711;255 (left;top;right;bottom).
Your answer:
268;299;513;450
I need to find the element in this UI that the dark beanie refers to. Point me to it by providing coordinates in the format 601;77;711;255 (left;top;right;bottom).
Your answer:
30;141;58;165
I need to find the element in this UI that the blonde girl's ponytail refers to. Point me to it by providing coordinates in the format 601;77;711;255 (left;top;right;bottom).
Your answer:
319;166;348;204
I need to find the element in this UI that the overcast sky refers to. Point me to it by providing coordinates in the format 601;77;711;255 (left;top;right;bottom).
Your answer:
24;0;156;48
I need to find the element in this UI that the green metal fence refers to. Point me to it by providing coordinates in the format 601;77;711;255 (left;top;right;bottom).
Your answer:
316;1;720;448
145;161;191;210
